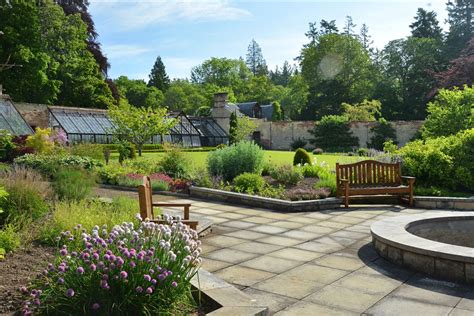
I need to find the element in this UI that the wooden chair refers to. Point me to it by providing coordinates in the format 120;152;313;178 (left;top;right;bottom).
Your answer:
336;160;415;208
138;176;198;230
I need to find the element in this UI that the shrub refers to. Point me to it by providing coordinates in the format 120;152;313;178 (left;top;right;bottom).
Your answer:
207;141;264;181
293;148;312;166
314;178;337;196
117;173;172;191
26;217;201;315
309;115;359;152
259;183;285;199
291;138;307;151
38;197;140;245
0;224;21;253
368;118;397;150
123;158;162;175
118;141;137;163
14;154;103;178
160;146;190;179
357;148;369;156
299;163;328;178
70;143;104;160
103;147;111;165
53;168;96;201
398;128;474;190
269;164;303;186
383;139;398;153
0;130;15;162
215;144;227;150
233;173;265;194
0;167;51;225
422;85;474;139
313;148;324;155
25;127;55;154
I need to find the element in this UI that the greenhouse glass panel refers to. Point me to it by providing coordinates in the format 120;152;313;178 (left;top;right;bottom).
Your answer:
0;98;33;135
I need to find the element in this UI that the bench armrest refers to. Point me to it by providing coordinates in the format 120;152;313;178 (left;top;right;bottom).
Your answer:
152;203;191;207
401;176;415;185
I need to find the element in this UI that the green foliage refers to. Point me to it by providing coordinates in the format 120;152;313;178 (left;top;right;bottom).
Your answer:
272;101;283;121
357;148;369;156
246;39;268;76
399;128;474;191
299;163;327;178
0;167;51;225
207;141;265;181
229;112;238;145
233;173;265;194
342;99;381;121
14;154;103;177
215;144;227;150
70;143;104;160
191;57;251;87
309;115;359;151
0;130;16;162
422;85;474;138
410;8;443;40
38;197;139;245
293;148;312;166
314;177;337;196
368;118;398;150
269;165;303;186
300;33;375;118
26;127;54;154
115;76;164;108
383;140;398;153
53;168;96;201
0;224;21;253
160;146;191;179
291;138;307;151
279;74;309;120
148;56;170;91
108;101;176;156
118;142;137;164
235;116;257;143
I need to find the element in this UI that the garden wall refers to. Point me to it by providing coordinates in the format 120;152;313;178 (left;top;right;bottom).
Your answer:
254;120;424;150
15;102;49;130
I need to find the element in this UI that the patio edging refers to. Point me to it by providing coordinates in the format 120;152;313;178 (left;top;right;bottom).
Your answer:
191;268;268;315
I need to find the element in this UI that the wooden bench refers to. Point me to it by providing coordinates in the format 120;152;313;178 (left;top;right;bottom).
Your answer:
138;176;198;230
336;160;415;208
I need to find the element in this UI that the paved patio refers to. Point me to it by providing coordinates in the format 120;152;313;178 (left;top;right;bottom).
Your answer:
95;189;474;315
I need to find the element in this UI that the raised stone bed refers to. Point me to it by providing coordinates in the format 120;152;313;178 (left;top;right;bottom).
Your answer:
189;186;342;212
414;196;474;211
191;269;268;315
371;212;474;284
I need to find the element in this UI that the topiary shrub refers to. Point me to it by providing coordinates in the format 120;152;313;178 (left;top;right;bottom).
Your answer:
118;142;136;164
233;173;265;194
293;148;312;166
368;118;397;150
290;138;307;151
207;141;264;181
309;115;359;152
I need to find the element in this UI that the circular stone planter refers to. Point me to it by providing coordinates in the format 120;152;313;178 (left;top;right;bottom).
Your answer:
371;211;474;284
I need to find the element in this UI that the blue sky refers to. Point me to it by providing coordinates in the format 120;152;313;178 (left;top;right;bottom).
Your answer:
89;0;448;81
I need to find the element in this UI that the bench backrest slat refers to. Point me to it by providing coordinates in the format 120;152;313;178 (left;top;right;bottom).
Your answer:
336;160;401;186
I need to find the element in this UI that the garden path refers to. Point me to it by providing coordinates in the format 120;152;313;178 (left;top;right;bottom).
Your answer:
95;188;474;315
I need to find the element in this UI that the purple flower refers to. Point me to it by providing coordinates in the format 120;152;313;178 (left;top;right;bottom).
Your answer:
100;280;110;290
171;281;178;288
57;277;65;284
135;286;143;293
144;274;152;282
146;287;153;294
77;267;85;275
92;303;100;310
60;248;68;256
130;261;136;268
33;298;41;306
90;264;97;271
158;274;165;280
20;286;28;294
120;271;128;279
151;279;157;285
71;251;78;257
66;288;75;297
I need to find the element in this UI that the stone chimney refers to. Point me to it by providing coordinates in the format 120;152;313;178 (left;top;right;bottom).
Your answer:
213;92;228;108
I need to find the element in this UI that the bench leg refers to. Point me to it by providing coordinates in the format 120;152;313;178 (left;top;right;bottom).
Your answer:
344;183;349;208
409;191;414;207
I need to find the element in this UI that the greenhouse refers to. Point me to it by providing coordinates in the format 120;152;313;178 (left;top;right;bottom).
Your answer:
48;106;228;147
0;96;34;135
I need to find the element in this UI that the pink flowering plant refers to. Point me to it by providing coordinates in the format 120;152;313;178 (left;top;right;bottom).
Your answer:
21;215;202;315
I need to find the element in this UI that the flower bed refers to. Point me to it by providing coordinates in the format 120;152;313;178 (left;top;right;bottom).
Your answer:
21;215;202;315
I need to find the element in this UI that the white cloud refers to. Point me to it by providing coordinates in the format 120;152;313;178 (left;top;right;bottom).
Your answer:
103;44;150;58
258;33;307;70
163;57;202;79
90;0;251;30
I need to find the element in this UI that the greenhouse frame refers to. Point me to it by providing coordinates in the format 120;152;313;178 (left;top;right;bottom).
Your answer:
48;106;228;147
0;96;34;136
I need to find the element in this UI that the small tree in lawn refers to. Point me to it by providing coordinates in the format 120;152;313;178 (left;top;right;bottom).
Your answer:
235;116;257;143
108;101;176;156
229;112;238;144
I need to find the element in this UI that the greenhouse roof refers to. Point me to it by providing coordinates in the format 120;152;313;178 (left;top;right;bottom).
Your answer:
0;95;34;135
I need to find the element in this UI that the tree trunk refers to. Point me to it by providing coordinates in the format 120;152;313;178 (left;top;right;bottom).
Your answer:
138;144;142;156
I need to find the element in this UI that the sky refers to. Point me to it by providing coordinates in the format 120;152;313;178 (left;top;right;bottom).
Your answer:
89;0;449;81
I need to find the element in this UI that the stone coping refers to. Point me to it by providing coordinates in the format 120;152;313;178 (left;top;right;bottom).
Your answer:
189;186;342;212
191;268;268;315
414;196;474;210
371;212;474;263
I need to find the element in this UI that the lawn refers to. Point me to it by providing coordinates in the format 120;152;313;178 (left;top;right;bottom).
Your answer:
111;150;363;170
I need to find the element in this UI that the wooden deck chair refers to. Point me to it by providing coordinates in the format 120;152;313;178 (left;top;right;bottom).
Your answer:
138;176;198;230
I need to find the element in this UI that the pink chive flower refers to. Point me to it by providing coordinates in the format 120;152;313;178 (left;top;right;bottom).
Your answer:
66;288;75;297
90;264;97;271
59;249;68;256
92;303;100;310
77;267;85;275
120;271;128;279
146;287;153;294
144;274;151;282
135;286;143;293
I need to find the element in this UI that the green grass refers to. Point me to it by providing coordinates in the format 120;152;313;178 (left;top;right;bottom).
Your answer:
110;150;362;170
